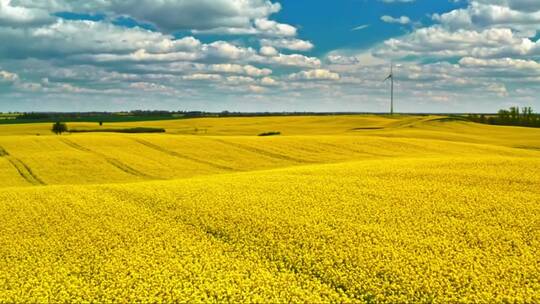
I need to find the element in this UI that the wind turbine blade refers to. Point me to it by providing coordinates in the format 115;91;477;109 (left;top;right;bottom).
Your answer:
383;74;392;82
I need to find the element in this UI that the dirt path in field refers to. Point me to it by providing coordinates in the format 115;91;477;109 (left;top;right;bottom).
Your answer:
133;138;233;171
59;138;156;179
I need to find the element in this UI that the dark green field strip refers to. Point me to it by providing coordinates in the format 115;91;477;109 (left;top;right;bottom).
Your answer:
69;127;165;134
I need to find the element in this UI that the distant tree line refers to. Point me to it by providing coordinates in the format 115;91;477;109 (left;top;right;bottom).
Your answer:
18;110;329;120
6;111;185;125
468;107;540;128
10;110;413;123
17;111;177;120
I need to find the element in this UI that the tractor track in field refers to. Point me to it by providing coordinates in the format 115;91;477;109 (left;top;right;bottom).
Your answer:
318;142;390;158
133;138;233;171
102;158;154;178
7;157;46;186
0;145;45;185
59;138;92;153
59;138;155;179
0;146;8;157
208;138;307;163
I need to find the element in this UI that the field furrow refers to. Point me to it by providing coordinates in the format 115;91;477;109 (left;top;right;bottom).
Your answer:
209;138;308;163
6;157;45;186
0;146;8;157
60;137;156;180
133;138;234;171
103;157;155;179
0;145;45;185
59;137;92;152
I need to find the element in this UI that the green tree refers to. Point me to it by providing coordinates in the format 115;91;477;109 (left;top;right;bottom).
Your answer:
479;114;486;123
509;107;520;122
498;109;510;124
52;122;68;135
522;107;533;123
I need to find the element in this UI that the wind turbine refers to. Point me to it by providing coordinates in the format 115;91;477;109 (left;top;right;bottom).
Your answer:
383;63;394;115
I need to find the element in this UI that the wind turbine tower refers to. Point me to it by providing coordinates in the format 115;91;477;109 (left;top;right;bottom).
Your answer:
384;63;394;115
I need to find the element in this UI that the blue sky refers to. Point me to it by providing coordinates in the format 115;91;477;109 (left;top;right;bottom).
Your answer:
0;0;539;113
275;0;464;55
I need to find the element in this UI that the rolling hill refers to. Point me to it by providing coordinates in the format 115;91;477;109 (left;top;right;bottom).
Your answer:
0;115;538;302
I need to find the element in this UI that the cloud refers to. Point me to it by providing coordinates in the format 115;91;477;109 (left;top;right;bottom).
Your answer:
210;64;272;77
374;1;540;63
260;38;314;51
326;52;387;68
5;0;302;40
13;0;285;33
192;18;297;37
203;41;257;60
253;18;296;37
0;70;19;82
182;74;223;81
248;85;266;93
260;76;278;86
459;57;540;70
374;27;539;59
381;15;411;24
128;82;176;94
0;0;54;26
487;83;509;97
433;1;540;35
11;22;316;69
289;69;340;81
226;76;256;85
476;0;540;12
264;54;321;68
260;46;278;57
0;20;203;59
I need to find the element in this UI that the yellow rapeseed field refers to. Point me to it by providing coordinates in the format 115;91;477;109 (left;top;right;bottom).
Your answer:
0;116;539;302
